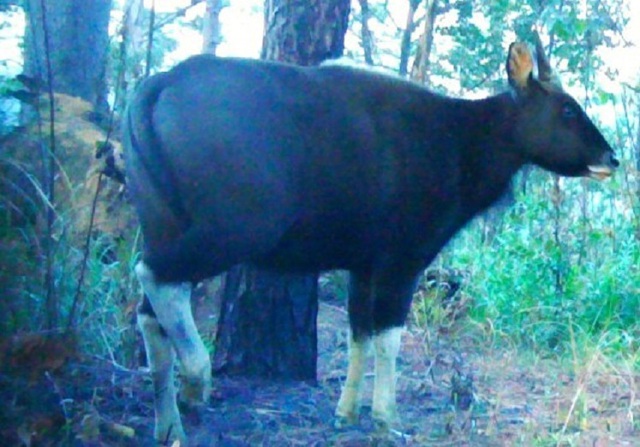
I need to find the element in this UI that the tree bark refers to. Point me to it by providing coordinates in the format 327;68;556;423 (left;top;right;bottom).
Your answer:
23;0;112;113
123;0;145;83
214;268;319;379
260;0;350;65
398;0;420;76
201;0;228;55
357;0;374;65
213;0;350;381
410;0;438;84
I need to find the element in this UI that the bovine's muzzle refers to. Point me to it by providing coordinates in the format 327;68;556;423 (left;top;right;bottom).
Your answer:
588;151;619;180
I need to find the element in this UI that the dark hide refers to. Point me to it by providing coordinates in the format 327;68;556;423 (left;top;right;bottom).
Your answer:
124;53;617;338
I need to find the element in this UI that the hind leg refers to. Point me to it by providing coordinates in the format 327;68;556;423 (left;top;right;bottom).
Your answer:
136;262;212;436
137;298;185;443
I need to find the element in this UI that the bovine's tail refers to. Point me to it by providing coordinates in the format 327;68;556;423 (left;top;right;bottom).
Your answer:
124;74;192;233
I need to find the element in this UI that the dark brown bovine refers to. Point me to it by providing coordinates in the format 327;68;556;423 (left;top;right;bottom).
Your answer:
123;42;617;443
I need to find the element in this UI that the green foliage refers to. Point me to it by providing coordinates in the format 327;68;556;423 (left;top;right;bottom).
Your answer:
0;218;142;365
434;0;630;96
433;170;640;354
395;0;639;361
0;1;19;13
0;219;40;334
77;230;141;366
0;74;21;94
319;270;349;303
108;6;179;108
0;143;141;364
0;75;21;136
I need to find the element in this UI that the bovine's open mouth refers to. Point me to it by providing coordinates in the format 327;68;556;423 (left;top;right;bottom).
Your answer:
587;165;614;180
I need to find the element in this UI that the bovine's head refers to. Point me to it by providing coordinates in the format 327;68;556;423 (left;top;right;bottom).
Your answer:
507;40;618;179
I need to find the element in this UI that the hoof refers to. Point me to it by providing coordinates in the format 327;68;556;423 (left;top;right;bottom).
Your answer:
180;400;208;429
155;422;186;446
372;410;401;432
373;417;409;439
334;412;359;429
180;374;211;406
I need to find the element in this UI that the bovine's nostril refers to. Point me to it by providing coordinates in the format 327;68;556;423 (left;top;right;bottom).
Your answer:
602;151;619;169
611;155;620;168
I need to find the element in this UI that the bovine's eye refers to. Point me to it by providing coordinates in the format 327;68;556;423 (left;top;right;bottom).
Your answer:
562;102;577;119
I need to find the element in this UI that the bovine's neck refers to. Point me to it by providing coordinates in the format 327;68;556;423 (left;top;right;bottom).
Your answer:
455;92;524;213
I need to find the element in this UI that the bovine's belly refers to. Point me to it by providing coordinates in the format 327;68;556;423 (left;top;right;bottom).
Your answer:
254;215;372;273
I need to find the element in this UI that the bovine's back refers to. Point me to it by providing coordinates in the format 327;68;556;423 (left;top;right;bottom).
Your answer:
124;55;484;279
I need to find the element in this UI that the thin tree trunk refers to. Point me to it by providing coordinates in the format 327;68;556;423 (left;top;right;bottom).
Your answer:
202;0;227;55
636;102;640;241
358;0;374;65
552;176;564;297
410;0;438;84
398;0;420;76
124;0;145;77
112;0;145;117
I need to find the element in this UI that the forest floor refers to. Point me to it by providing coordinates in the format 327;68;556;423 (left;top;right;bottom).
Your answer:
1;296;638;447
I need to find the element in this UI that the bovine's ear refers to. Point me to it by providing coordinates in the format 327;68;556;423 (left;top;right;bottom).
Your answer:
506;42;534;91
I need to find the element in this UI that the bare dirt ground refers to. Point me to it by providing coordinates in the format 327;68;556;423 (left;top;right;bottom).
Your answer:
1;298;638;446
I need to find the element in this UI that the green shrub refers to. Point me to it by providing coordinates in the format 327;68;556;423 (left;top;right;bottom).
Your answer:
414;168;640;357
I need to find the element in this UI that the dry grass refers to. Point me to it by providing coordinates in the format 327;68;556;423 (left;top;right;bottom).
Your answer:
0;301;638;446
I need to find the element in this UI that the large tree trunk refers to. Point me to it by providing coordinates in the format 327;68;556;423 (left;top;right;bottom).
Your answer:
23;0;112;113
213;0;350;381
260;0;350;65
213;268;319;379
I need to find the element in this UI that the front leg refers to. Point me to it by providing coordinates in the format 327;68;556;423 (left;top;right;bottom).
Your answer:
335;271;375;427
369;264;419;431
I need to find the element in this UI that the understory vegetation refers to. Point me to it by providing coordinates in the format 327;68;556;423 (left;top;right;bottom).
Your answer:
411;167;640;361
